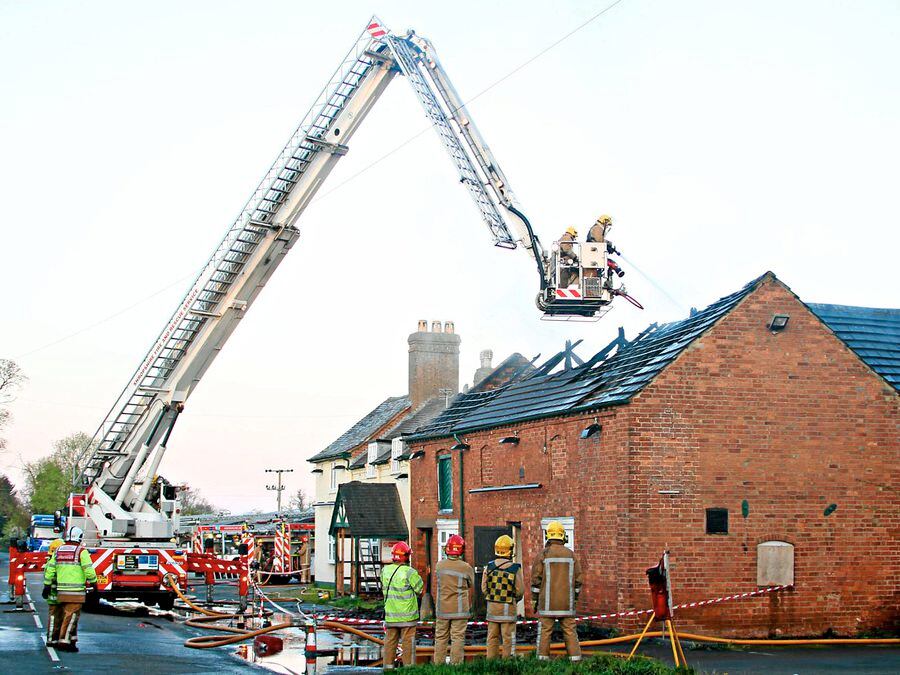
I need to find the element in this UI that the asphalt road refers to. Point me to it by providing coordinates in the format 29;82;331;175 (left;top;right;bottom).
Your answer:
4;550;899;674
1;551;257;674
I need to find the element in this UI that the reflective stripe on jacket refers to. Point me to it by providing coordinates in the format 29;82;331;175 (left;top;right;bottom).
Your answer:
481;558;524;623
381;563;424;626
529;542;582;617
43;544;97;600
435;557;474;620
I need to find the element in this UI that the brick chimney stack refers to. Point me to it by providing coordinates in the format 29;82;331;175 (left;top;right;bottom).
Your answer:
408;320;461;408
473;349;493;387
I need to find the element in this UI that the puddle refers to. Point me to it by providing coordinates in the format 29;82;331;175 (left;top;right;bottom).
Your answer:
236;620;383;673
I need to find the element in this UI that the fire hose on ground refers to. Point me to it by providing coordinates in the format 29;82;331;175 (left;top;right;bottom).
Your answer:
165;576;900;655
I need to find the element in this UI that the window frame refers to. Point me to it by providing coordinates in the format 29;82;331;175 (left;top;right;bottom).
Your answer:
437;454;453;512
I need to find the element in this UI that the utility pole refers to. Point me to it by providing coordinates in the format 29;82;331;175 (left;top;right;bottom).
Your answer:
265;468;293;516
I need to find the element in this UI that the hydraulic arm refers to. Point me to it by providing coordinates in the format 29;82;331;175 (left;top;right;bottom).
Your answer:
76;17;625;546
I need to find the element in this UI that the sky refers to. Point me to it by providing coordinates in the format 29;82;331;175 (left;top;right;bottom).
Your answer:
1;0;897;513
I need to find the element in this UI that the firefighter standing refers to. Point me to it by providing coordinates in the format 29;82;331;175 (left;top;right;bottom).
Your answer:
381;541;424;669
42;527;97;652
44;537;65;647
433;534;474;665
530;521;583;661
481;534;523;659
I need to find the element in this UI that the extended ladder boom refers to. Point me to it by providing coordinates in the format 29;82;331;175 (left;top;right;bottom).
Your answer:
76;18;549;545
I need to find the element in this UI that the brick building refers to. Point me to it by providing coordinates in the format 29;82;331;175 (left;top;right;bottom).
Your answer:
406;273;899;637
308;320;532;588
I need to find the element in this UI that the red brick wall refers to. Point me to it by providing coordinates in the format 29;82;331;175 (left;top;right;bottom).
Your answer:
409;277;899;637
622;279;899;636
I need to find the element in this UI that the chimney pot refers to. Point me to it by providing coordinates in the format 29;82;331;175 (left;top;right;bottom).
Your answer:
418;320;428;332
431;321;441;333
480;349;493;368
445;321;455;334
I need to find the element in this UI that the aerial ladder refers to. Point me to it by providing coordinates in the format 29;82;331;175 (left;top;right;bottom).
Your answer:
9;17;634;609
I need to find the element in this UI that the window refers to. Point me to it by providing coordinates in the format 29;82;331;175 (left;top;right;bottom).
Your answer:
436;519;459;561
540;516;575;550
366;443;378;479
437;455;453;512
390;438;404;475
328;535;336;564
330;465;339;491
706;508;728;535
757;541;794;586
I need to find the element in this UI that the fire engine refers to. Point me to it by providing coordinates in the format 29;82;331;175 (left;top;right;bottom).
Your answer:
8;16;634;610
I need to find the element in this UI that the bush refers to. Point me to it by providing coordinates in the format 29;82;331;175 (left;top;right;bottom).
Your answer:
399;654;689;674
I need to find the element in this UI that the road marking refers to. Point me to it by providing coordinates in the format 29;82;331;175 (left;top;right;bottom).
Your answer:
25;589;60;662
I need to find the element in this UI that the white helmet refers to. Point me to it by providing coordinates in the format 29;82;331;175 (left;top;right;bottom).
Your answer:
67;526;84;543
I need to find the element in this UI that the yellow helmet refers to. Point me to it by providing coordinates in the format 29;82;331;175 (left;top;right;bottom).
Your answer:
494;534;514;558
596;214;612;227
48;538;65;555
545;521;566;542
565;226;578;236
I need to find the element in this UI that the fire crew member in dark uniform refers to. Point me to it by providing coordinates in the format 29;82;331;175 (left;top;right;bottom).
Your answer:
433;535;474;665
530;521;583;661
481;534;523;659
43;527;97;653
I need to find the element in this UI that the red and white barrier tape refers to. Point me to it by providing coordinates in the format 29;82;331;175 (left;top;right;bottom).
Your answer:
313;584;793;627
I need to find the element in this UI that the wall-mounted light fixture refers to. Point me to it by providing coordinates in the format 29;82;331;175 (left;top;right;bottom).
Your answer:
311;468;324;475
499;433;520;446
580;420;602;439
768;314;790;332
333;461;350;471
395;473;409;480
450;434;470;451
410;450;426;460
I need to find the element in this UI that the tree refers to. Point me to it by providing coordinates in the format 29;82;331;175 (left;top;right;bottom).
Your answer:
49;431;93;485
0;359;26;453
21;431;93;512
179;485;220;516
26;459;69;514
289;488;312;511
0;473;29;537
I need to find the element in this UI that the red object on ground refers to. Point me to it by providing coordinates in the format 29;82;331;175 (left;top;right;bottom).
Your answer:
253;634;284;657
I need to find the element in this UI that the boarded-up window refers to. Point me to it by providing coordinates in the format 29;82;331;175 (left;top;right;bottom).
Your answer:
757;541;794;586
438;455;453;512
549;436;567;479
705;508;728;535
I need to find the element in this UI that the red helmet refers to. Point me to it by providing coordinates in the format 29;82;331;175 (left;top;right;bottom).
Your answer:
445;534;465;557
391;541;412;563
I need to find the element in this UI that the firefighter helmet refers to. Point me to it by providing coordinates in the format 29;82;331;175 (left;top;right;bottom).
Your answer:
565;226;578;237
596;214;613;227
545;521;566;542
494;534;514;558
445;534;465;557
48;538;65;555
391;541;411;563
66;526;84;543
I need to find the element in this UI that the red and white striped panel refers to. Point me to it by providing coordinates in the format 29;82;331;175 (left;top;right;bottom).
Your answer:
555;288;583;299
272;525;285;572
367;21;387;39
241;532;256;563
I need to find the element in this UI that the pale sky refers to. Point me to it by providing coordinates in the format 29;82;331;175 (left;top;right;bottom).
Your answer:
1;1;897;513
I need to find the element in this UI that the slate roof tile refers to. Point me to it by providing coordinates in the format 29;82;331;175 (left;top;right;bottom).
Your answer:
308;395;410;463
807;303;900;389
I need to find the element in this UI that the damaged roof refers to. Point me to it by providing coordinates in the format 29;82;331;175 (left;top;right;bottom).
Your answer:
308;395;410;463
329;481;408;539
409;274;767;441
808;303;900;390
